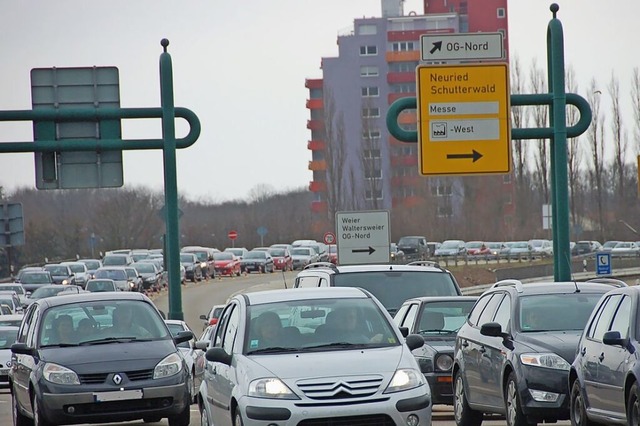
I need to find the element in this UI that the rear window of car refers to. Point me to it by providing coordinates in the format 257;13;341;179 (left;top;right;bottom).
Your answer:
333;270;461;315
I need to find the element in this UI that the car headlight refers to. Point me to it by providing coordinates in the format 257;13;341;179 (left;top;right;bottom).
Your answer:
384;368;425;393
519;353;570;370
43;362;79;385
248;378;299;400
435;354;453;371
62;279;69;285
154;352;183;379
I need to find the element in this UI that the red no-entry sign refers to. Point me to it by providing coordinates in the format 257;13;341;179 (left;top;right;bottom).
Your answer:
228;230;238;240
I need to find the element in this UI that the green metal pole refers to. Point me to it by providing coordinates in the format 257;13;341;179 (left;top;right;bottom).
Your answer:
159;39;183;320
547;4;571;281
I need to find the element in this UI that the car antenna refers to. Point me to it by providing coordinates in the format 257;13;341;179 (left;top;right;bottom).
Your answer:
566;251;580;293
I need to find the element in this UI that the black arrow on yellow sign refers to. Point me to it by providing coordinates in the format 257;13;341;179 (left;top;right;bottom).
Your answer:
447;150;483;162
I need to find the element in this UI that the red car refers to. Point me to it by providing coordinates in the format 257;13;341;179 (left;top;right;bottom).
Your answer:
213;252;241;276
465;241;491;256
268;248;293;271
327;244;338;264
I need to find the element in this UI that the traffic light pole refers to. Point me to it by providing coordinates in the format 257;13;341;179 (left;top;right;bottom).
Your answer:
386;4;591;281
0;40;200;319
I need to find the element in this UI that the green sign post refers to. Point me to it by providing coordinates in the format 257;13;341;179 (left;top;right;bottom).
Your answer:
387;4;591;281
0;39;201;319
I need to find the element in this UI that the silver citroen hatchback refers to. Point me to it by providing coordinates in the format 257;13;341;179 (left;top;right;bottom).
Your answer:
198;286;432;426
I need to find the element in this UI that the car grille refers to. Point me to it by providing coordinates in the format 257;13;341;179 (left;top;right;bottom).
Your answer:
297;375;383;400
78;369;154;384
65;397;171;415
297;414;395;425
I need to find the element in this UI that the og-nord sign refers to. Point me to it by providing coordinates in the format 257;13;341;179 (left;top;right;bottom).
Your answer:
336;210;390;265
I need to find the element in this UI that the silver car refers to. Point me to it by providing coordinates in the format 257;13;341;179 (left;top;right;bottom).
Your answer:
198;287;431;426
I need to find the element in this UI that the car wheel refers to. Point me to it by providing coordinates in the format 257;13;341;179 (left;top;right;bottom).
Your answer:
505;372;534;426
33;396;53;426
570;379;595;426
168;402;190;426
234;411;244;426
453;371;482;426
12;391;30;426
627;382;640;426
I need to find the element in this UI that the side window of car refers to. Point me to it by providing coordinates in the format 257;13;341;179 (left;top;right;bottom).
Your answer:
493;294;511;331
402;303;420;329
393;304;410;326
468;294;493;326
591;294;621;341
476;293;505;327
212;305;233;348
609;295;631;339
297;276;321;288
26;307;41;347
17;304;36;344
222;305;240;354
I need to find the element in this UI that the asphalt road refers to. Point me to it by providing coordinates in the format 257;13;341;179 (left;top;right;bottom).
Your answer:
0;272;573;425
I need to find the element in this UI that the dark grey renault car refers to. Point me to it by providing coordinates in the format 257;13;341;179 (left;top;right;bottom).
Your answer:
9;292;193;426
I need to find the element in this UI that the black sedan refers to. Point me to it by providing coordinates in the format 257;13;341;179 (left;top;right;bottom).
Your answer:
240;250;275;273
394;296;478;405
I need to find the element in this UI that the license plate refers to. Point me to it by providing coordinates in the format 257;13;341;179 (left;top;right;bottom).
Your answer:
94;389;143;402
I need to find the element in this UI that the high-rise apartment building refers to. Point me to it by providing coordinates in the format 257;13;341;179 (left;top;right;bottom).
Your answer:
306;0;513;238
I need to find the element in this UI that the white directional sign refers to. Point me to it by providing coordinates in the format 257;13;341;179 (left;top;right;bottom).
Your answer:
336;210;390;265
420;33;504;62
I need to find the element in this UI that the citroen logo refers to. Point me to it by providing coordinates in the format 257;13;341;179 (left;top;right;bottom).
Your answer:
113;374;123;385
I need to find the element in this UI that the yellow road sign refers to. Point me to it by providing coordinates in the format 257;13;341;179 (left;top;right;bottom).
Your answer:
416;63;511;175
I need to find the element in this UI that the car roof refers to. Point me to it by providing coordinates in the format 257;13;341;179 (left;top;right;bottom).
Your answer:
242;287;370;305
403;295;478;303
488;280;625;295
36;291;149;308
300;263;450;274
164;319;187;325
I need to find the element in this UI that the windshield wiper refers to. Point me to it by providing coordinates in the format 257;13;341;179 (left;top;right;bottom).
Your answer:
246;346;300;354
419;329;458;335
40;343;80;348
304;342;368;350
80;337;152;345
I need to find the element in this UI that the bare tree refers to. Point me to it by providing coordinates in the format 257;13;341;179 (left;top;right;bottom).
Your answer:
323;88;348;224
608;73;628;199
587;80;606;240
633;68;640;155
510;55;528;186
565;66;584;237
529;60;550;206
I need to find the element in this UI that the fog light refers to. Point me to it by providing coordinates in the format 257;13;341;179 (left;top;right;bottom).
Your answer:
67;406;75;414
406;414;419;426
529;389;560;402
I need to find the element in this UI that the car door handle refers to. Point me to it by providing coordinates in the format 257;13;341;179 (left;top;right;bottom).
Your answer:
599;353;605;362
580;347;586;356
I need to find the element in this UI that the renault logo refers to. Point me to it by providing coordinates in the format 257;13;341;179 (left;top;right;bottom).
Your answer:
113;374;123;385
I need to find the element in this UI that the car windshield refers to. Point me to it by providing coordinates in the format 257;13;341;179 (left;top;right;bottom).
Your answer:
226;249;244;257
244;297;398;355
603;241;619;249
416;300;476;336
39;300;170;346
30;286;68;300
45;266;68;275
133;263;155;273
333;271;460;315
291;248;312;256
20;273;52;284
269;249;285;257
0;319;21;327
245;252;266;259
0;328;18;349
398;237;420;245
186;251;208;261
180;254;195;262
214;253;234;261
65;264;85;273
81;260;101;270
466;242;483;249
519;293;605;332
86;281;116;292
0;285;24;296
512;242;529;248
103;256;127;266
440;241;461;249
95;269;127;280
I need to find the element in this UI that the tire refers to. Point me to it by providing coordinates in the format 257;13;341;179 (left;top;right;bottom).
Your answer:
234;411;244;426
168;402;190;426
200;405;210;426
143;417;162;423
453;371;483;426
570;379;596;426
12;391;30;426
33;396;53;426
505;372;535;426
627;382;640;426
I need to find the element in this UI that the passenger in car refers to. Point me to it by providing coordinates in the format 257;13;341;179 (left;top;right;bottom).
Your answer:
77;318;97;340
252;311;283;348
107;305;152;338
51;314;75;344
328;307;384;344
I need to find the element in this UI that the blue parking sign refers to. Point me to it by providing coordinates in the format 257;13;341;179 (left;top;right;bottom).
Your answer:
596;252;612;276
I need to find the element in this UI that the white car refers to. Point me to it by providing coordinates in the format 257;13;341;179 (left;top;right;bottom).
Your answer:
164;319;205;403
0;326;19;387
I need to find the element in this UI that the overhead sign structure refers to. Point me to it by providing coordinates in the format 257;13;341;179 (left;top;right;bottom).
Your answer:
420;33;504;62
336;210;390;265
596;252;612;276
416;63;511;175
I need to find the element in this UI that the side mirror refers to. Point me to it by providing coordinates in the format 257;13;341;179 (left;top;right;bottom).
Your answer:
173;330;194;346
603;330;627;347
199;314;207;321
405;334;425;351
480;322;504;337
11;342;35;356
206;347;232;365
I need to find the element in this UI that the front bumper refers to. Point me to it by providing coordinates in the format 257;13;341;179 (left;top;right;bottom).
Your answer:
38;382;190;425
236;385;432;425
517;364;570;421
424;373;454;405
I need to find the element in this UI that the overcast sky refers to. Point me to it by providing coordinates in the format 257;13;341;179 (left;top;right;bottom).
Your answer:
1;0;637;202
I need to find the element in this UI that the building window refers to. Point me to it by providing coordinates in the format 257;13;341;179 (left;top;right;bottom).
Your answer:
497;8;506;18
389;61;419;73
364;149;381;159
362;129;381;139
432;184;452;197
361;86;379;97
504;193;512;204
360;66;379;77
362;107;380;118
360;45;378;56
309;88;322;99
358;24;377;35
392;41;416;52
390;83;416;93
437;205;453;218
364;168;382;179
365;188;383;200
503;173;512;184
